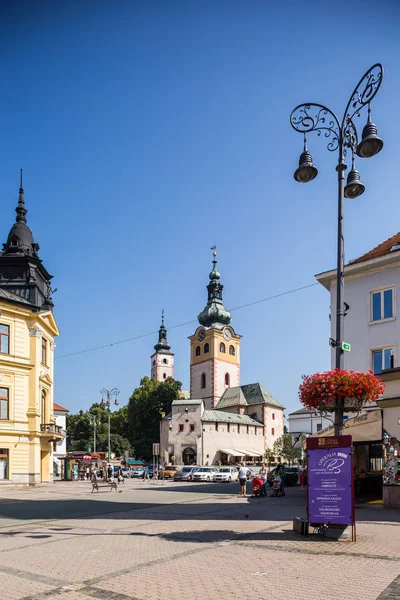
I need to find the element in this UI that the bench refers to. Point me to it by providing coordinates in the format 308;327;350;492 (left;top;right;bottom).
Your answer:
92;480;118;492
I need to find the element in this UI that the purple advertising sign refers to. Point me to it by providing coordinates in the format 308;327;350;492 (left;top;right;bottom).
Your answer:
308;447;353;525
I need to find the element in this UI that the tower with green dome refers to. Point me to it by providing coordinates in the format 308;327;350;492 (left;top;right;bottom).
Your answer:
189;251;241;409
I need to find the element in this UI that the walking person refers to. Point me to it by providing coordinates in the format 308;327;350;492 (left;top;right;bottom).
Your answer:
259;464;268;497
107;464;113;481
238;463;250;497
144;466;150;481
277;464;286;496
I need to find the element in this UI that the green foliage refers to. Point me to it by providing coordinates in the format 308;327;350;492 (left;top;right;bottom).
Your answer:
127;376;182;460
263;447;274;465
272;434;301;465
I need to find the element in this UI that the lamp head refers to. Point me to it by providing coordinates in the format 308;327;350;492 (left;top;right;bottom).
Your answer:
356;121;383;158
344;167;365;199
294;149;318;183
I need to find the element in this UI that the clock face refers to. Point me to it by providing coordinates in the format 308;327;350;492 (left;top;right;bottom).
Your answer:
223;328;232;341
198;329;206;342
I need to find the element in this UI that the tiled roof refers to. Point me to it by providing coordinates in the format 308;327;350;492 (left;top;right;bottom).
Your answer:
288;407;313;416
53;402;69;412
172;398;203;406
349;232;400;265
215;383;284;410
0;288;31;305
202;410;263;426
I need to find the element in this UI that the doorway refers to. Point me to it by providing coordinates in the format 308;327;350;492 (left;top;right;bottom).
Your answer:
182;447;196;465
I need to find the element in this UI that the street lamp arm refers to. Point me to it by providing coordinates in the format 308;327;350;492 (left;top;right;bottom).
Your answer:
290;103;341;152
341;63;383;131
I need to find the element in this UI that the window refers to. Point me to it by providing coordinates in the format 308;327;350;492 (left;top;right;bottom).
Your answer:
190;424;195;432
238;425;240;434
41;390;47;424
227;423;230;432
0;388;9;420
163;358;168;364
0;325;9;354
0;449;9;480
42;337;47;365
229;345;235;356
371;288;394;322
195;346;201;357
178;424;184;432
225;373;230;387
220;342;226;353
204;343;210;354
152;360;155;366
201;373;206;389
317;423;322;432
372;347;394;374
215;423;218;431
271;428;275;436
163;373;167;379
272;413;275;420
246;425;249;434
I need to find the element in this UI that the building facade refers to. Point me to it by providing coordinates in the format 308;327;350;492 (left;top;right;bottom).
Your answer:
0;177;62;484
159;252;285;465
53;402;68;476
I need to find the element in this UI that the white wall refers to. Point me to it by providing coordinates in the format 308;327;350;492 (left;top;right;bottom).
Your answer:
329;265;400;374
191;361;214;408
54;412;67;456
288;412;333;435
151;353;174;381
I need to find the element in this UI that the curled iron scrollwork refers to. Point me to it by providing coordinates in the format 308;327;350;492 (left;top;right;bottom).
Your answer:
290;103;340;152
343;63;383;126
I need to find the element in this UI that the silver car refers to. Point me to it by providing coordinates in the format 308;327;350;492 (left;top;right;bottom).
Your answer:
214;467;239;483
192;467;218;482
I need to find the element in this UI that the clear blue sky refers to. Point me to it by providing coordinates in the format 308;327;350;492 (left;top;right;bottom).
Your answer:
1;1;399;416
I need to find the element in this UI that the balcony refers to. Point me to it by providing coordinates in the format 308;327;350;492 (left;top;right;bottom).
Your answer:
40;423;64;440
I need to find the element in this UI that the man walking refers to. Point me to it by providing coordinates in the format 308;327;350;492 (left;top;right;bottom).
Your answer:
238;463;249;497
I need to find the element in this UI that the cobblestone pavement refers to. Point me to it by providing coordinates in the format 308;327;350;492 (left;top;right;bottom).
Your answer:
0;479;399;600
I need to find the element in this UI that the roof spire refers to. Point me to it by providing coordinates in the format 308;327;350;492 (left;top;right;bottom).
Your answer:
16;168;27;224
197;249;232;329
154;310;172;353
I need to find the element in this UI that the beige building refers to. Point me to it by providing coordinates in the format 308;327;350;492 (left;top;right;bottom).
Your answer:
159;252;284;465
0;177;62;485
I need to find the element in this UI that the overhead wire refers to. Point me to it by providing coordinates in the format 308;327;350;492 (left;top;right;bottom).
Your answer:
55;281;319;360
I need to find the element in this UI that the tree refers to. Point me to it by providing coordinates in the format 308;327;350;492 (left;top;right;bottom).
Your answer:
273;434;301;465
127;376;182;460
263;447;274;466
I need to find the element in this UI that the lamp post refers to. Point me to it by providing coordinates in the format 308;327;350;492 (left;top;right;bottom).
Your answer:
290;64;384;436
100;388;120;460
88;414;98;453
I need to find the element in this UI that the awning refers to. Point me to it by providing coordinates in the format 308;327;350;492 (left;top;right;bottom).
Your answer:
219;448;245;457
311;409;382;443
239;450;263;457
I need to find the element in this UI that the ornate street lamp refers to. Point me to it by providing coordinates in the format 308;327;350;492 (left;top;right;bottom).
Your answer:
100;388;120;461
290;64;384;435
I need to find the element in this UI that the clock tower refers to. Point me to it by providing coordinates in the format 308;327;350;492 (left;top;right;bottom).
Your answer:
189;252;241;409
151;311;175;381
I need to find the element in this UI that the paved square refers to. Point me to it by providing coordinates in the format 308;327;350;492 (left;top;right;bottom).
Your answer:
0;480;399;600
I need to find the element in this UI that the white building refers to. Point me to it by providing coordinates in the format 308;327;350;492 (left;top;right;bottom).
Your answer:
53;402;68;476
316;231;400;507
159;252;285;465
288;408;333;437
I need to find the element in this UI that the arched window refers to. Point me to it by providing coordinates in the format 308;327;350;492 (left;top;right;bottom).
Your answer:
204;343;209;354
201;373;206;389
163;373;167;379
225;373;230;387
195;346;201;356
219;342;226;353
229;345;235;356
41;390;47;425
163;358;168;364
152;360;155;366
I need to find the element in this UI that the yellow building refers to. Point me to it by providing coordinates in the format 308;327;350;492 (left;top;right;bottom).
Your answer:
0;176;61;484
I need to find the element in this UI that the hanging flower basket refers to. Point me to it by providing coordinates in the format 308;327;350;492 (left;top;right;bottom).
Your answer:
299;369;385;412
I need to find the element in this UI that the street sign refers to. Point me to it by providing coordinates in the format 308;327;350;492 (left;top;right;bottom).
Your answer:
342;342;351;352
152;443;160;455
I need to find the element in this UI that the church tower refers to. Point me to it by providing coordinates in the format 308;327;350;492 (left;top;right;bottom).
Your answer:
189;251;241;409
151;311;175;381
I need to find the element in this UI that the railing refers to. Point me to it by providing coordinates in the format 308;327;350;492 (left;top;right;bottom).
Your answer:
40;423;63;436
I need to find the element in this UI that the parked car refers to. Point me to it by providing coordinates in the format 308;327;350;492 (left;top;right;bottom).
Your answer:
173;466;199;481
121;467;132;478
267;466;299;486
147;464;162;478
162;465;180;479
192;467;218;482
132;467;145;478
214;467;239;483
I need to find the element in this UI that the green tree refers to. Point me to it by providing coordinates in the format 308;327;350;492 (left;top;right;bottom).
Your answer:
273;434;301;465
263;447;274;466
127;376;182;460
96;433;133;456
